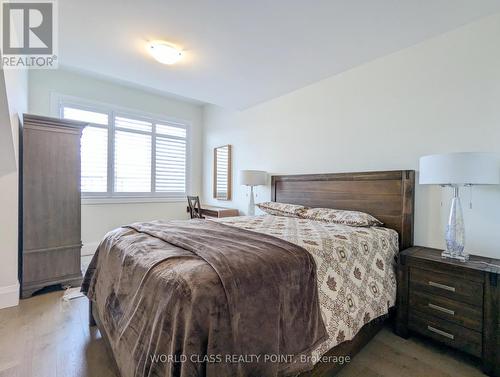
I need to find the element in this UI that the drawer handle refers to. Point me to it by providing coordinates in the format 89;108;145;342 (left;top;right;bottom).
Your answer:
428;303;455;316
428;281;456;292
427;325;454;340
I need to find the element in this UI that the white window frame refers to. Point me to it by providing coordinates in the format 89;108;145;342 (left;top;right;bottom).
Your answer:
53;94;191;204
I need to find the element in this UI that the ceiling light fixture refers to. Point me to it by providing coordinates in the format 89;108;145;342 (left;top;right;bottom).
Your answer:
147;41;182;65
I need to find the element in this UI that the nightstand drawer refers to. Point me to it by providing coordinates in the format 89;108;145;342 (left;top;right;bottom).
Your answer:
409;290;482;331
409;310;482;357
410;267;483;306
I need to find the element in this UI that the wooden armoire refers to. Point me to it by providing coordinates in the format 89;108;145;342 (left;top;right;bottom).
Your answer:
20;114;87;298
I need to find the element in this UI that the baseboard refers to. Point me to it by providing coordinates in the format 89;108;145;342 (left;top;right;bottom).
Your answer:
0;282;20;309
82;241;99;256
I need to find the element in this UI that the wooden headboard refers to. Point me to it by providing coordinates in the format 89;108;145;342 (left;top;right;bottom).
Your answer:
271;170;415;250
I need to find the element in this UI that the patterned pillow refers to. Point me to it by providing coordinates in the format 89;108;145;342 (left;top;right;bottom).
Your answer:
298;208;383;227
256;202;308;218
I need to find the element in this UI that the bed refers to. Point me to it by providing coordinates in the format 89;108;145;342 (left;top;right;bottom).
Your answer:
84;170;415;377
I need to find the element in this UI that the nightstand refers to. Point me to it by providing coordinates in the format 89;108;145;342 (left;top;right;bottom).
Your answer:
395;246;500;376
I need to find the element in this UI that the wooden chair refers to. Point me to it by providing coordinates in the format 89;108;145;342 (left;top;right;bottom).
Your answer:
187;196;204;219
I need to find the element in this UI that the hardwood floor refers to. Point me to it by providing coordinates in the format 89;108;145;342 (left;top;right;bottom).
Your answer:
0;291;115;377
337;325;484;377
0;291;485;377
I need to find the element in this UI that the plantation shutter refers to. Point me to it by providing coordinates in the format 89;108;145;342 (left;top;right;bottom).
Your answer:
62;103;188;198
62;106;108;193
155;123;187;198
114;116;152;192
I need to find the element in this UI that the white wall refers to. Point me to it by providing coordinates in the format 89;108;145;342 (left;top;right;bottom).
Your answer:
28;68;203;251
202;14;500;258
0;74;16;177
0;68;28;309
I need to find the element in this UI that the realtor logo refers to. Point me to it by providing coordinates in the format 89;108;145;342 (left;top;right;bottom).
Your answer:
1;0;58;68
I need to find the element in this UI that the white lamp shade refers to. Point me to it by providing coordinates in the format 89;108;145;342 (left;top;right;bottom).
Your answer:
239;170;267;186
419;152;499;185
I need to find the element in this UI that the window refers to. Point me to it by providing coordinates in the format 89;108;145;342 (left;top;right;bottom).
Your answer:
60;102;189;201
81;126;108;192
114;116;152;192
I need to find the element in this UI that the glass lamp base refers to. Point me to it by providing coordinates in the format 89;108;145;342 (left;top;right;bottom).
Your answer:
441;250;469;262
443;188;468;262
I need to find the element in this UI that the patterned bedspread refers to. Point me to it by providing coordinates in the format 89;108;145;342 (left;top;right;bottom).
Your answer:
215;215;399;359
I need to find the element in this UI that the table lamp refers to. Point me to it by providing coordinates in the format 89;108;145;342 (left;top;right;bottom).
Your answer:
419;152;499;261
240;170;267;216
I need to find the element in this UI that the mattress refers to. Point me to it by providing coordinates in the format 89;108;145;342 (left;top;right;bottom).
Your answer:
215;215;399;360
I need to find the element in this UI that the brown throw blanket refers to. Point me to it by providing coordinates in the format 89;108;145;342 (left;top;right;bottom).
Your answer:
83;219;327;377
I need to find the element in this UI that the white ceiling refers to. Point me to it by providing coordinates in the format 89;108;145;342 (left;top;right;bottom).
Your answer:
59;1;500;109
